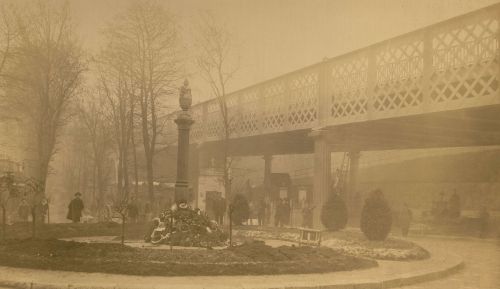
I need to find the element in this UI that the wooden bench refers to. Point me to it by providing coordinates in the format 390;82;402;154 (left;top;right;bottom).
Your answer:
298;227;322;247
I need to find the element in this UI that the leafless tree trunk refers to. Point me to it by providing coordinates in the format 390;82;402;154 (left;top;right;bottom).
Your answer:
78;89;113;213
1;1;85;194
0;3;17;88
195;11;240;204
96;41;136;201
104;1;181;206
131;130;139;196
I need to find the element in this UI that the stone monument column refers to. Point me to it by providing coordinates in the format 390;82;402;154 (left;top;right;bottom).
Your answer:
174;80;194;203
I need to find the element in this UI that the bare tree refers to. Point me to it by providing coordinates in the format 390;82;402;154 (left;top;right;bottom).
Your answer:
0;3;19;126
60;123;91;195
23;177;44;239
0;2;17;87
77;90;113;212
112;196;129;245
95;40;136;199
1;0;85;193
195;11;239;203
106;0;182;205
0;172;17;240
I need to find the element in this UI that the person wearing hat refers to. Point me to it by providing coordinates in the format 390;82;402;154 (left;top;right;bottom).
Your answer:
67;192;84;223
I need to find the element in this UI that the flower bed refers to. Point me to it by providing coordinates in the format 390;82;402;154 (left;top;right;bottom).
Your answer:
322;238;429;261
234;228;300;242
0;239;377;276
234;227;429;261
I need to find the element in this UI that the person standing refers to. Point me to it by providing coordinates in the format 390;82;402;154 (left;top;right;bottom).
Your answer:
248;201;257;225
479;206;490;238
400;203;412;237
274;199;283;227
301;201;315;228
38;198;49;224
144;202;152;222
448;191;461;218
17;198;30;222
214;196;226;225
67;192;84;223
282;198;291;227
127;197;139;223
257;199;266;226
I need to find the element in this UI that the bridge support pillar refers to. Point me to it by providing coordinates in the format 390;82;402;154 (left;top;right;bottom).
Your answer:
347;151;361;224
263;155;273;198
311;131;331;229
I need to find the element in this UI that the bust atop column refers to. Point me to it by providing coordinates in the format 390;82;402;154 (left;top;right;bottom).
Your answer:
179;79;192;111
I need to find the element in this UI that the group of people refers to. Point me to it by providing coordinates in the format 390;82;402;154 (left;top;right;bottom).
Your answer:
66;193;178;224
208;195;226;225
67;193;159;224
10;197;48;224
431;191;461;219
246;198;315;228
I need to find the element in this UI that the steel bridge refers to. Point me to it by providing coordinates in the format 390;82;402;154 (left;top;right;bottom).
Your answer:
168;4;500;227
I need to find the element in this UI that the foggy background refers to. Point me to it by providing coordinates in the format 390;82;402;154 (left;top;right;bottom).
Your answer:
1;0;500;222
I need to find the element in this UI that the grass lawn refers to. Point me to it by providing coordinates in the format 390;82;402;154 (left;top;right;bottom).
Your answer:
0;239;377;276
2;221;148;240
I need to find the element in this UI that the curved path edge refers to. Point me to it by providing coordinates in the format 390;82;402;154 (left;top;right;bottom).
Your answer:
0;243;464;289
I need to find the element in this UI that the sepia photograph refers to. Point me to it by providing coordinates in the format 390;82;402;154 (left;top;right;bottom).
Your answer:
0;0;499;288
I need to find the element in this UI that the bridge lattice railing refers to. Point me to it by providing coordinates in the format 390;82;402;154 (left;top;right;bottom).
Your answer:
168;4;500;144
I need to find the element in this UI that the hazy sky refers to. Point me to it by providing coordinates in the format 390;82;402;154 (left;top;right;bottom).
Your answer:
68;0;500;102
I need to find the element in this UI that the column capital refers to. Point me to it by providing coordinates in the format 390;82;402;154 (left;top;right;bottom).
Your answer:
174;112;194;129
308;128;329;139
262;154;273;161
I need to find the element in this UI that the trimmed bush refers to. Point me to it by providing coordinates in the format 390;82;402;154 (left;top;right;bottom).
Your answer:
321;193;348;231
360;189;392;241
231;194;250;225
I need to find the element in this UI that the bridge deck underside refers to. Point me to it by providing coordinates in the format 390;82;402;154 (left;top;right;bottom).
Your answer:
200;105;500;156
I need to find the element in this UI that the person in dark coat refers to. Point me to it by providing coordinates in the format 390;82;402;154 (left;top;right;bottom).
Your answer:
17;198;30;222
67;192;84;223
127;198;139;223
257;199;266;226
35;198;49;224
281;198;291;226
214;196;226;225
302;201;315;228
274;199;283;227
479;206;490;238
400;203;412;237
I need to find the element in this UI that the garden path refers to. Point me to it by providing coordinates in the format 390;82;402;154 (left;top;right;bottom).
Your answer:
400;236;500;289
0;237;462;289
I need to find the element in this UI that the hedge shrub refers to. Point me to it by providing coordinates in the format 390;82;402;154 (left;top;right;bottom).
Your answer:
360;189;392;241
231;194;250;225
321;193;348;231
